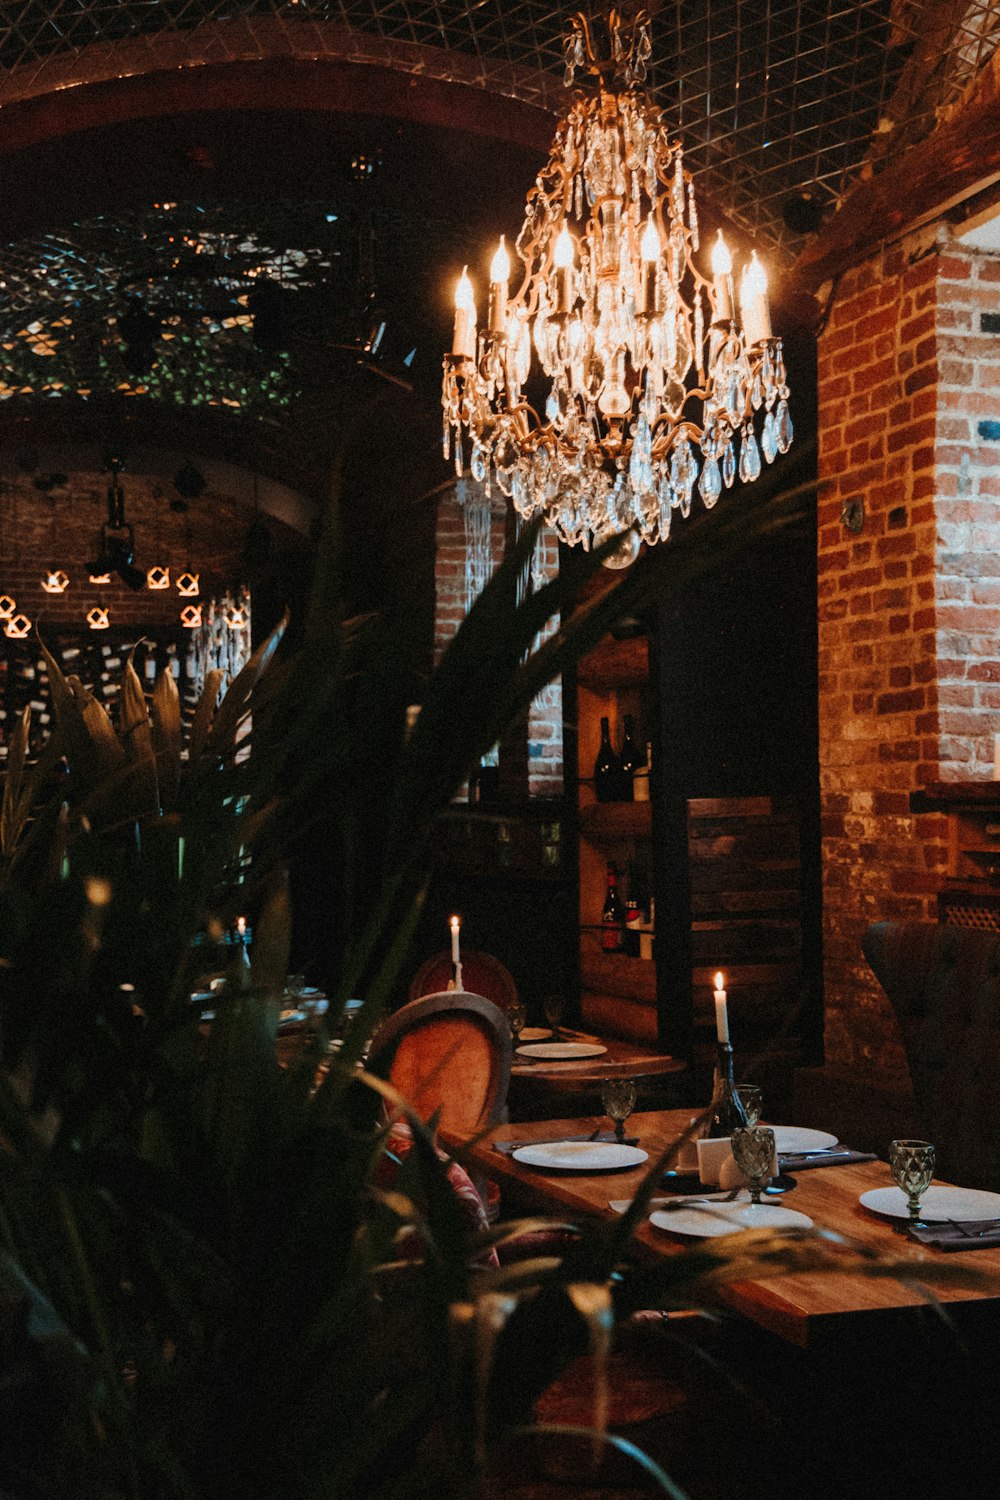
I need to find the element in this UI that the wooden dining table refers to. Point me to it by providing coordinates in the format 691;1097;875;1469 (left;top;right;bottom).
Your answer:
443;1108;1000;1351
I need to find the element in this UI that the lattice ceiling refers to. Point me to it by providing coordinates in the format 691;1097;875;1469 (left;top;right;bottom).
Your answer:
3;3;1000;254
2;3;1000;477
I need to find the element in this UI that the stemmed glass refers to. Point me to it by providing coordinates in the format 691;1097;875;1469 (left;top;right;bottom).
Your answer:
507;1000;526;1044
601;1078;638;1144
731;1126;776;1205
735;1084;763;1128
890;1138;935;1227
542;994;565;1041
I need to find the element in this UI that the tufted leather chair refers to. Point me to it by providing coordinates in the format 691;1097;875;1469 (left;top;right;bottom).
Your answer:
863;920;1000;1192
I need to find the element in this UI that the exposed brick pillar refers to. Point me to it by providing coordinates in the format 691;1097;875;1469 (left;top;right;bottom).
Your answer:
433;480;563;798
817;229;1000;1080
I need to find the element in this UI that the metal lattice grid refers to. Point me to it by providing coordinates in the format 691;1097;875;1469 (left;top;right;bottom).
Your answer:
2;5;1000;256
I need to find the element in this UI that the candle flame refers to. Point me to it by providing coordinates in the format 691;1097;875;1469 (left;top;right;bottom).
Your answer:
640;214;660;262
450;915;460;931
454;266;474;312
553;225;575;269
711;230;732;276
237;916;247;935
714;971;725;992
490;235;510;282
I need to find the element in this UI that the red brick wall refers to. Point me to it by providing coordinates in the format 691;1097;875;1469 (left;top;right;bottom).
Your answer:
433;480;563;797
0;470;278;633
817;232;1000;1079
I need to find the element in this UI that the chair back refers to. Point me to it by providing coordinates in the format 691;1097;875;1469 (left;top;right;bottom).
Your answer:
863;920;1000;1191
408;948;519;1015
368;990;512;1136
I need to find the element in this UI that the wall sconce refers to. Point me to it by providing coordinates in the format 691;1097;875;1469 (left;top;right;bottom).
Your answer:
146;565;170;590
176;571;200;596
0;593;16;619
4;612;32;639
88;569;111;584
86;606;110;631
41;569;70;593
224;602;247;631
180;603;202;629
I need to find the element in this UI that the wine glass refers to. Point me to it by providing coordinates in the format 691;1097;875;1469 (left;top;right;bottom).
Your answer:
542;994;565;1041
735;1084;763;1128
890;1138;935;1226
601;1078;637;1144
731;1126;776;1205
507;1000;526;1043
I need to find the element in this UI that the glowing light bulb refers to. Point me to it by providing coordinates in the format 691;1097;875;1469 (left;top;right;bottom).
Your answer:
490;235;510;283
454;265;474;312
553;225;575;268
640;215;660;262
711;230;733;276
452;266;476;358
739;251;771;344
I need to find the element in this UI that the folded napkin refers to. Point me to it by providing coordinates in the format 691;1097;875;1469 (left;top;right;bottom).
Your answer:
493;1133;639;1155
907;1219;1000;1252
778;1149;877;1171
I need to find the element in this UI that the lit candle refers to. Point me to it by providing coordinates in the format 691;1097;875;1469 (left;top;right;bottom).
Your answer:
552;225;575;314
739;251;771;346
714;970;730;1045
711;230;734;324
452;266;477;360
488;235;510;334
639;213;661;315
237;916;247;938
450;914;461;966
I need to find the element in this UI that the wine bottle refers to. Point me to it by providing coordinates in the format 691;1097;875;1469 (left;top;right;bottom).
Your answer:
617;714;640;801
707;1039;749;1138
601;862;625;953
593;716;617;803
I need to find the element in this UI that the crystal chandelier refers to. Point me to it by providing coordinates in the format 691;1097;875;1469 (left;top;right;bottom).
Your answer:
441;7;793;560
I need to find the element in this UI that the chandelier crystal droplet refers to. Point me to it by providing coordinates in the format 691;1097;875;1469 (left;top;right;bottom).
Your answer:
441;7;793;552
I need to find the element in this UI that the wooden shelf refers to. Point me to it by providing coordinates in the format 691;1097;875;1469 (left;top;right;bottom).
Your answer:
579;800;653;841
577;635;649;691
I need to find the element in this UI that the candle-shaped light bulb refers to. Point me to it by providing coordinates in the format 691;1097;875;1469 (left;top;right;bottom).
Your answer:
450;914;461;965
490;234;510;282
638;213;661;316
740;251;772;345
553;225;574;268
488;235;510;334
710;231;733;277
640;214;660;262
711;230;734;324
552;224;575;314
713;970;730;1045
452;265;477;359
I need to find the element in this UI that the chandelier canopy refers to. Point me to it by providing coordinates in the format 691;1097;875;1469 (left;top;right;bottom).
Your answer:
442;8;793;559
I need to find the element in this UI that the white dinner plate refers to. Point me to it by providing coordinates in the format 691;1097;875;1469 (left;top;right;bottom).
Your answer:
512;1141;648;1171
519;1027;553;1042
515;1042;608;1060
770;1126;838;1154
859;1184;1000;1222
650;1202;814;1239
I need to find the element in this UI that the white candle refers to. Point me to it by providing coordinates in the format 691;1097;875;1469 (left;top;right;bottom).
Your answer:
488;235;510;334
739;252;771;346
639;213;661;315
714;970;729;1044
711;230;734;323
452;266;476;359
450;915;461;966
552;225;575;314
